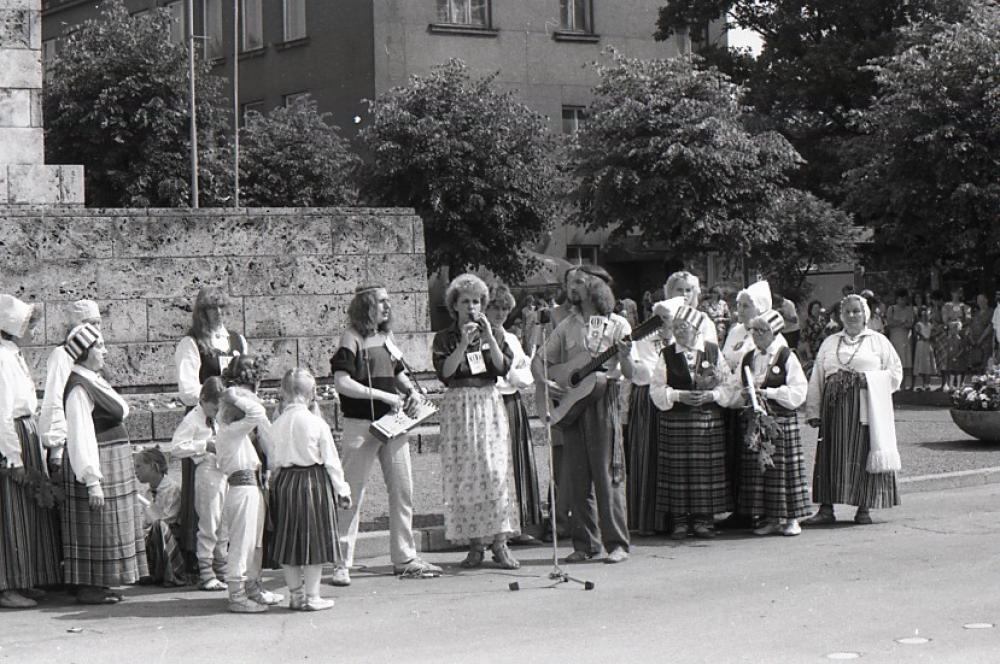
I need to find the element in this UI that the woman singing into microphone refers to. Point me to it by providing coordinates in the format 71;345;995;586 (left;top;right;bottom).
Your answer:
432;274;521;570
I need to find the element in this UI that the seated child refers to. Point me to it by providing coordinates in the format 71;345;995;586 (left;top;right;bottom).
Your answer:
170;377;229;590
134;447;186;586
216;386;283;613
270;368;351;611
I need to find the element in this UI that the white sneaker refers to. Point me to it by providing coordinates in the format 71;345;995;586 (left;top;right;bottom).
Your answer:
753;520;782;536
302;596;335;611
329;566;351;587
783;520;802;537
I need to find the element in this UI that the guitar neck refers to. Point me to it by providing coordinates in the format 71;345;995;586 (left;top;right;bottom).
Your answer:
575;315;663;377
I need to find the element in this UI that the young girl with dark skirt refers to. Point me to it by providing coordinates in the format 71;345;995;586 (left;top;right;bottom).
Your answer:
269;368;351;611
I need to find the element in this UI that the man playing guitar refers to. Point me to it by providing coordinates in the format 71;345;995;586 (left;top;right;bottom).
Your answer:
531;265;634;564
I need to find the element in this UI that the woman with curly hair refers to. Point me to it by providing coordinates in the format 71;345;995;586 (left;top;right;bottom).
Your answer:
433;274;520;569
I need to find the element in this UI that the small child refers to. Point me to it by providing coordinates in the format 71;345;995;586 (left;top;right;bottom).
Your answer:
169;376;229;590
940;319;969;391
216;386;283;613
913;307;937;391
269;368;351;612
134;447;186;587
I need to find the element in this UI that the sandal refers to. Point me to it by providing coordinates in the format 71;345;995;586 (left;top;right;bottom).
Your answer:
490;542;520;570
76;588;120;605
459;545;486;569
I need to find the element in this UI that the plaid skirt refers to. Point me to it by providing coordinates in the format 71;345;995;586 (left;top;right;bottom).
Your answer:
269;465;342;566
61;436;148;586
813;372;900;509
657;405;731;516
626;385;659;532
0;416;62;591
503;392;543;529
145;520;186;586
738;412;812;520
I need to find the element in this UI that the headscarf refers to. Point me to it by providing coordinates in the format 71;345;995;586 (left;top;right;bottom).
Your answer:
0;294;34;339
739;281;772;316
65;323;102;361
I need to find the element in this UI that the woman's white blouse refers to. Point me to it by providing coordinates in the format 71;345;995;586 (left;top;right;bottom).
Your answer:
497;331;533;395
630;333;670;386
174;327;235;407
725;339;808;411
0;339;38;468
722;323;788;376
805;330;903;420
649;340;736;411
65;366;130;486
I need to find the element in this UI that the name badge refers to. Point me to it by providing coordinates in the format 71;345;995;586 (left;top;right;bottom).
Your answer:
466;351;487;375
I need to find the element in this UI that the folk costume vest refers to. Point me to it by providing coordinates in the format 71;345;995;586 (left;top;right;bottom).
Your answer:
661;341;722;411
63;372;128;443
194;332;247;384
740;346;795;416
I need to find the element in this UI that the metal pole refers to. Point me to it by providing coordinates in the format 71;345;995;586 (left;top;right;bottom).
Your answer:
232;0;240;208
187;0;199;208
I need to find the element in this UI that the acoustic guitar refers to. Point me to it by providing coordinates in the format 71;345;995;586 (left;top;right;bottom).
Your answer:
540;315;664;429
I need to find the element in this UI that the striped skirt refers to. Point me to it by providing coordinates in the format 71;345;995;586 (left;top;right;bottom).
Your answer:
439;386;520;544
657;406;731;516
626;385;659;532
502;392;543;529
738;412;812;520
269;465;342;566
0;416;62;591
61;436;148;587
144;520;186;586
813;372;900;509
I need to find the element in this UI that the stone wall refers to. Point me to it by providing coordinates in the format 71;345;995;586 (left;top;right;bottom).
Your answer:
0;206;433;390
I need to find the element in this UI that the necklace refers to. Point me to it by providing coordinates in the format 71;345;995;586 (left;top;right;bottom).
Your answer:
835;334;865;369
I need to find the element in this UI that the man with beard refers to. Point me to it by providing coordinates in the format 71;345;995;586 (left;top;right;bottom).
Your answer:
329;285;442;585
531;266;633;564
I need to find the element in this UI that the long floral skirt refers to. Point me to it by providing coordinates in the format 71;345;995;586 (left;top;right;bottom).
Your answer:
440;386;520;544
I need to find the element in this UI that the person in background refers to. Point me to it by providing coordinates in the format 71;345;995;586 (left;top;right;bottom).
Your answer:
801;300;829;363
967;293;993;374
134;447;185;587
656;271;717;345
0;296;61;609
773;293;801;350
940;320;970;391
860;290;885;334
169;377;228;590
38;299;102;477
885;289;915;391
700;285;732;346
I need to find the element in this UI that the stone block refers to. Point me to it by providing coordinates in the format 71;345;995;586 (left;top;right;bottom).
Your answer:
125;408;154;443
0;1;35;10
97;257;230;299
243;294;349;337
0;166;6;204
0;257;99;301
111;213;332;258
392;332;435;373
414;291;431;330
0;126;42;163
295;335;338;379
146;296;247;342
0;89;30;126
390;291;419;333
330;214;367;254
20;344;49;389
7;164;85;204
28;88;39;126
27;8;38;50
152;407;187;441
0;8;30;48
369;253;428;293
45;298;147;344
104;342;176;387
248;337;299;380
412;215;426;254
364;214;413;254
0;211;113;261
0;47;40;88
227;254;367;297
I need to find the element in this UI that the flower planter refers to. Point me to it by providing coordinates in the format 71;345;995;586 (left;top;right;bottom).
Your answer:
949;408;1000;443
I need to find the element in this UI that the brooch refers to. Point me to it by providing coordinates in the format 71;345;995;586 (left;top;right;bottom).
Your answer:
701;361;711;369
771;366;781;374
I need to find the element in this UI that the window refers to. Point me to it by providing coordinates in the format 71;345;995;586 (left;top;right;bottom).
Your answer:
204;0;224;59
561;106;587;134
240;100;264;126
436;0;489;26
559;0;592;32
567;245;599;266
689;20;711;51
283;0;306;41
165;1;184;45
241;0;263;51
283;91;310;108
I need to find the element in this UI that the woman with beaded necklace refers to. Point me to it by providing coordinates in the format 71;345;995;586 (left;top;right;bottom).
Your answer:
803;294;903;526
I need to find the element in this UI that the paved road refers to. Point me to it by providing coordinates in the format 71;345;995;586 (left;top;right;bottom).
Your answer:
4;482;1000;664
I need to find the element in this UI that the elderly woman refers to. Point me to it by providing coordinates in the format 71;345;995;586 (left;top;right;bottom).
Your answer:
486;284;543;543
804;294;903;525
728;310;811;536
650;305;734;540
174;286;248;587
0;295;61;609
62;323;148;604
433;274;520;569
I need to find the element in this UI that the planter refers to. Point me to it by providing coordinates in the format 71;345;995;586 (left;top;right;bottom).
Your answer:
949;408;1000;442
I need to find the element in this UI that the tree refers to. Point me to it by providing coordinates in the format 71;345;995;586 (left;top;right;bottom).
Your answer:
239;97;359;207
844;1;1000;285
44;0;231;207
356;59;557;283
655;0;972;202
567;50;802;261
749;189;856;301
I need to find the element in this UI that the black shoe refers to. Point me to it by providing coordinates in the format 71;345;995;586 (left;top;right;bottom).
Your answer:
716;513;753;530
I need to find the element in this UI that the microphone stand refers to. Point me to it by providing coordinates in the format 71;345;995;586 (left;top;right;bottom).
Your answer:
509;325;594;592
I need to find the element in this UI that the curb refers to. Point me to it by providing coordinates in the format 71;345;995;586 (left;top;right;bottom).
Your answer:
351;467;1000;560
